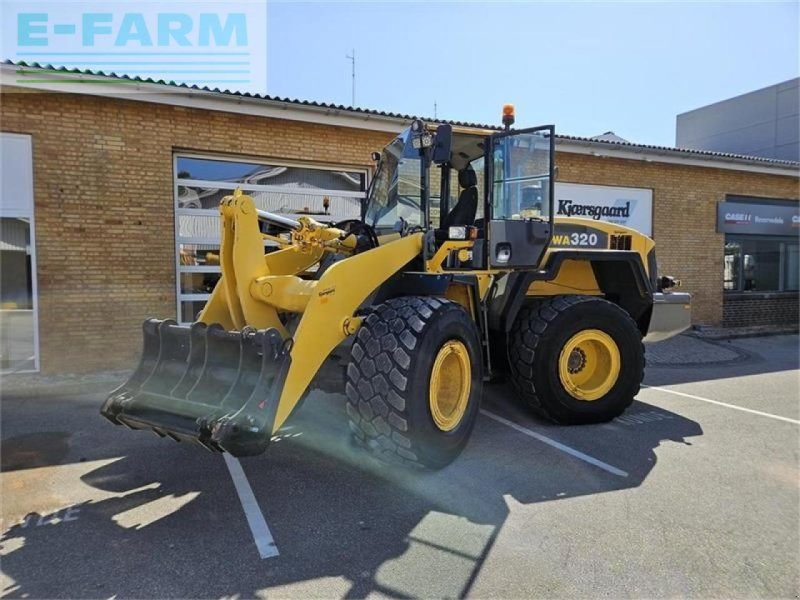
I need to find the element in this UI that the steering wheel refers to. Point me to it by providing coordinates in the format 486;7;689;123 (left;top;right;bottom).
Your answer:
333;219;380;249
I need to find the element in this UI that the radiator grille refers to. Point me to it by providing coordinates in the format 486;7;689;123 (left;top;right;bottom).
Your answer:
610;234;632;250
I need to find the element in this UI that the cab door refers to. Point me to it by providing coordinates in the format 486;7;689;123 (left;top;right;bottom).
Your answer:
486;126;555;268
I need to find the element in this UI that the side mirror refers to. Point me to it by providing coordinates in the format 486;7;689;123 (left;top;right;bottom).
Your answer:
432;124;452;164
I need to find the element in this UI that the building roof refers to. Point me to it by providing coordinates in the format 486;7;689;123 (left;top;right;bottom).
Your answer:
3;60;496;128
3;60;800;175
591;131;630;143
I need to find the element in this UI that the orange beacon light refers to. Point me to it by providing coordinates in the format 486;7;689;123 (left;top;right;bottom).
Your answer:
502;104;515;130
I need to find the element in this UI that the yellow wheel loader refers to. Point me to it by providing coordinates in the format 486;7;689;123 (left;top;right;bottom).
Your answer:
101;108;691;468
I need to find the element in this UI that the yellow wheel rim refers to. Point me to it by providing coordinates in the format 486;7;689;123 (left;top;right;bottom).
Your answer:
429;340;471;431
558;329;621;401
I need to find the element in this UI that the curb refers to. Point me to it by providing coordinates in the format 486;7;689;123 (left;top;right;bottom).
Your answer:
645;341;752;369
689;326;799;341
644;333;754;368
1;371;130;399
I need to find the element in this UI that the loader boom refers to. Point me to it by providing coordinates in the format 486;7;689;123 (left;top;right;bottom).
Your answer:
209;192;425;429
102;189;423;454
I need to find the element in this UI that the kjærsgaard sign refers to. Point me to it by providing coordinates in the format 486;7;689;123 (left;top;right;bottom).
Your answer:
2;0;267;95
554;183;653;236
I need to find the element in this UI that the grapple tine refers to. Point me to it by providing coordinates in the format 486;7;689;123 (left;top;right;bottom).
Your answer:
100;318;161;424
100;318;291;457
140;320;191;396
186;324;243;407
135;319;162;387
170;322;209;400
209;329;290;456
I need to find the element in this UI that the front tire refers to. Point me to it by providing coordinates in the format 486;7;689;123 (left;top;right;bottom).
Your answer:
345;296;482;469
509;295;644;424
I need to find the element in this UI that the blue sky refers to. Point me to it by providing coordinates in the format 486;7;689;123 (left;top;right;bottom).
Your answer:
266;1;799;146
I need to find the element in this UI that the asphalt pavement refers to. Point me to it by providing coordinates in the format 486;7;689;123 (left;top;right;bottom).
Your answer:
1;335;798;598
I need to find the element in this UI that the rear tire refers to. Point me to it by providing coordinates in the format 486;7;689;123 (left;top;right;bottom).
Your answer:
509;295;644;424
346;296;482;469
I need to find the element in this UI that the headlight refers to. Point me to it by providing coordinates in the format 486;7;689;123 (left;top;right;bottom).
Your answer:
411;133;433;149
448;226;467;239
496;243;511;263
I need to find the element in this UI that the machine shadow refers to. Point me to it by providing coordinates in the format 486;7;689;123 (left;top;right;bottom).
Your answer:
0;391;702;599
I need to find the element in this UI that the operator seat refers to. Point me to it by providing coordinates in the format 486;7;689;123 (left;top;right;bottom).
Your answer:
442;167;479;229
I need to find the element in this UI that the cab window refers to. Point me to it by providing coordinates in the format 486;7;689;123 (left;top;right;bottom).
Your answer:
492;131;551;221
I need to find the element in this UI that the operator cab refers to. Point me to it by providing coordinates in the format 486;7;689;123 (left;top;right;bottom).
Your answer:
363;108;554;271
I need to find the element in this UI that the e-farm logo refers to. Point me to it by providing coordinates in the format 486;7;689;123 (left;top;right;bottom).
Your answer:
2;0;267;94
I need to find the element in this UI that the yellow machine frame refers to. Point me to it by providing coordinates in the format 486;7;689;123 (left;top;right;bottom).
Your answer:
197;192;656;434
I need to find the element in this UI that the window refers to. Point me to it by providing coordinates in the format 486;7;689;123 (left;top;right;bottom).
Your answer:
0;133;39;373
365;129;425;230
723;241;741;291
175;154;368;323
724;235;799;292
430;157;486;229
784;243;799;291
492;131;551;221
431;156;485;226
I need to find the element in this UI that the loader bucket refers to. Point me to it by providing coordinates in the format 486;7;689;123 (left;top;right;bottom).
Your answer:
101;319;291;457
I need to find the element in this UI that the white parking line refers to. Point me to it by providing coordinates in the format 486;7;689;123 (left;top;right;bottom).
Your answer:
223;453;279;559
480;409;629;478
643;384;800;425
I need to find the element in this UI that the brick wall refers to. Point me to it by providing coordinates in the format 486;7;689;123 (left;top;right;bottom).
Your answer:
554;154;798;325
1;87;798;373
723;293;800;327
0;88;394;373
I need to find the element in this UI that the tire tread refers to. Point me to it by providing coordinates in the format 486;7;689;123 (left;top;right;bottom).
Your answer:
509;295;645;423
346;296;459;467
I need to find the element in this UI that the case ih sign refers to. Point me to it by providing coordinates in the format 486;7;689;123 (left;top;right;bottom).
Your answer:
717;199;800;235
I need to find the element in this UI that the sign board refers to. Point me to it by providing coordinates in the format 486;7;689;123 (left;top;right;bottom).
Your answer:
717;200;800;235
554;183;652;236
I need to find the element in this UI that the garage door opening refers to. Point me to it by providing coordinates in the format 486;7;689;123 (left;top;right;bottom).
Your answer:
1;133;39;373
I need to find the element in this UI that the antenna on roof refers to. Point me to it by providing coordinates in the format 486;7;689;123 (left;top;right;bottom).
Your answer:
345;49;356;107
434;100;438;120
